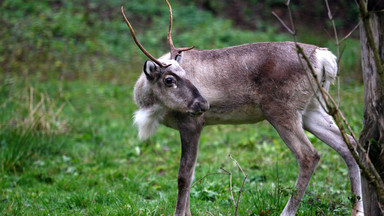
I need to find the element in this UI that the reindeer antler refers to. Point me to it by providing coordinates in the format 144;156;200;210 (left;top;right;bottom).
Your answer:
165;0;195;59
121;6;171;68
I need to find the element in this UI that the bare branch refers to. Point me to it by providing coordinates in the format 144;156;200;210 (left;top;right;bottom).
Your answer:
234;173;248;216
324;0;333;20
286;1;296;37
226;155;248;216
221;168;236;206
285;0;291;6
228;154;246;177
191;155;249;216
339;21;361;44
191;172;229;187
206;210;215;216
219;167;231;175
316;205;327;216
272;11;295;35
324;0;341;106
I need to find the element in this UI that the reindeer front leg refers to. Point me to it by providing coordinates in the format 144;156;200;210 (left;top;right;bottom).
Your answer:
174;115;204;216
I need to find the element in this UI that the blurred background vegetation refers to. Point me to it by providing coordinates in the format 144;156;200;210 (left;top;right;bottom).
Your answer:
1;0;362;82
0;0;365;215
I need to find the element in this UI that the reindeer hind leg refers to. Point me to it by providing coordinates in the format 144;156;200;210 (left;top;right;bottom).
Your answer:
303;108;363;216
265;111;320;216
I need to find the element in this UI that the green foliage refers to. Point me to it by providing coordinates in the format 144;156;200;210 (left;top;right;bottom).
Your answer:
0;77;68;173
1;0;361;81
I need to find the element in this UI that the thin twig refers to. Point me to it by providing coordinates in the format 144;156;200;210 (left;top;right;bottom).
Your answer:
286;0;296;37
272;11;295;35
324;0;341;106
221;168;236;206
220;167;231;175
196;155;248;215
228;154;246;177
234;173;248;216
191;172;229;187
324;1;361;108
316;205;327;216
227;155;248;216
272;4;328;112
323;91;359;144
339;21;361;44
323;89;384;189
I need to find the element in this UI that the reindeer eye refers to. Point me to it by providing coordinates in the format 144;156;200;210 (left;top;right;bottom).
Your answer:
164;77;175;87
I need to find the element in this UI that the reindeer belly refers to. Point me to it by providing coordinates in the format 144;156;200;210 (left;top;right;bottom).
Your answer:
204;104;265;125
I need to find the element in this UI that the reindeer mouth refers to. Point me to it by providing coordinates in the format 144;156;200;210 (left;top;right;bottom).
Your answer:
187;102;209;117
187;96;209;117
188;111;204;117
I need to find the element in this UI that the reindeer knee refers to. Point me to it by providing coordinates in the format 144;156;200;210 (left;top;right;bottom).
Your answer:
300;151;320;170
178;175;187;187
177;174;192;191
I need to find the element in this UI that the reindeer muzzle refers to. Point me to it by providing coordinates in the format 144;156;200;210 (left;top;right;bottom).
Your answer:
188;97;209;117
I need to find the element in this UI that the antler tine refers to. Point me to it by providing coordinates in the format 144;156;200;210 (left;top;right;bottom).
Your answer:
121;6;171;68
165;0;194;59
166;0;175;55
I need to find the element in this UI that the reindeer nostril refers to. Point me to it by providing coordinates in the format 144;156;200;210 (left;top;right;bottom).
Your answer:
188;96;209;117
199;102;207;112
199;104;204;112
201;98;209;111
196;99;209;113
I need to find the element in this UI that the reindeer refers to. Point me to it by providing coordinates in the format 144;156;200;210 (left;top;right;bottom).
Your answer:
121;1;363;215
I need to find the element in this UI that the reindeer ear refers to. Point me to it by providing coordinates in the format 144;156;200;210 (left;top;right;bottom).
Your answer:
143;60;158;80
175;52;183;64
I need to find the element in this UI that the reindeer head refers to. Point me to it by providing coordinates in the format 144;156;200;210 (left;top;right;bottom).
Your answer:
121;0;209;117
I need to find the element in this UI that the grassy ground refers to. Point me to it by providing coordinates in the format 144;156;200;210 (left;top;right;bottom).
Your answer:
0;0;364;215
0;75;364;215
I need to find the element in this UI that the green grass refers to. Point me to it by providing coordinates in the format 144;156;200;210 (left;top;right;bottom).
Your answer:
0;0;365;215
0;75;364;215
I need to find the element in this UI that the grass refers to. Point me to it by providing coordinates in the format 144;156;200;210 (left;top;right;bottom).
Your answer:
0;0;365;215
0;75;364;215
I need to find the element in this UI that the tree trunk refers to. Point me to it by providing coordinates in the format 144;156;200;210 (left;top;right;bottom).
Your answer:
359;11;384;216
